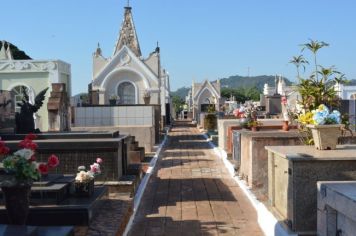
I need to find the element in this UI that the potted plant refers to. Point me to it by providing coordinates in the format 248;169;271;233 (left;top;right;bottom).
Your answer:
75;158;102;197
143;89;151;105
0;134;59;224
247;120;262;132
204;104;217;131
109;94;118;106
303;104;343;150
289;39;348;146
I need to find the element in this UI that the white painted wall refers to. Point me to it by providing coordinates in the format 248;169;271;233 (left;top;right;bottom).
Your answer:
74;106;154;127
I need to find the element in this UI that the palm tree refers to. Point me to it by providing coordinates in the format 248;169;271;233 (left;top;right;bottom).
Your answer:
289;55;309;79
301;39;329;81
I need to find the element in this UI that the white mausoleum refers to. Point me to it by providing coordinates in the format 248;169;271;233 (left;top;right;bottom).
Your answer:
88;4;171;121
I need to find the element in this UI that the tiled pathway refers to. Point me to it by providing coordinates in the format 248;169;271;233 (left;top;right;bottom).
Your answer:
128;121;264;236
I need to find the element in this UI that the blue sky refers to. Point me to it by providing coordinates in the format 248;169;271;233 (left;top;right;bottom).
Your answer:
2;0;356;95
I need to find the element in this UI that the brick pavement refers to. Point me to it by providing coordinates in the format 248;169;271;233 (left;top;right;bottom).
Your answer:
128;121;264;236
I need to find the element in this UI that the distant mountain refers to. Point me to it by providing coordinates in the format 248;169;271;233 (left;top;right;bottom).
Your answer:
171;75;292;99
219;75;292;91
171;86;190;99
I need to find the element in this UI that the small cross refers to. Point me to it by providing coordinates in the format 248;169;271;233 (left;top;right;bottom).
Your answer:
127;0;130;7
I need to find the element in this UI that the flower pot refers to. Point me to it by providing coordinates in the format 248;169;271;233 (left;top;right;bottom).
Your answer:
109;99;116;106
75;179;94;197
239;117;250;129
282;120;289;131
307;124;343;150
143;96;151;105
1;184;31;225
251;126;258;132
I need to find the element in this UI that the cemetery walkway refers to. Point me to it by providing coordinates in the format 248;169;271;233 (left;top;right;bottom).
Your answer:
127;120;263;236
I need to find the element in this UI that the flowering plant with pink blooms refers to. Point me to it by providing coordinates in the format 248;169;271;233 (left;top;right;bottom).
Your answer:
0;134;59;187
75;158;103;183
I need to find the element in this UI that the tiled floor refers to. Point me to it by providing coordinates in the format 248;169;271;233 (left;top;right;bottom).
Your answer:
128;121;264;236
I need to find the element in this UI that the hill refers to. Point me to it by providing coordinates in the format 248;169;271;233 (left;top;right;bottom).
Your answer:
171;75;292;99
219;75;292;91
170;87;190;99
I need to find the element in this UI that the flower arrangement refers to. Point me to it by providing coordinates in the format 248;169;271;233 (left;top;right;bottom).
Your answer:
233;102;260;119
109;94;118;100
0;134;59;187
75;158;103;183
298;104;341;126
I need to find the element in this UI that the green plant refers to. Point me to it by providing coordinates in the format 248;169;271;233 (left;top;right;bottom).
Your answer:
290;39;349;144
289;55;309;79
247;120;262;127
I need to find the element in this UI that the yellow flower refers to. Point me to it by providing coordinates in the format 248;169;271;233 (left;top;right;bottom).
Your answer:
298;112;315;125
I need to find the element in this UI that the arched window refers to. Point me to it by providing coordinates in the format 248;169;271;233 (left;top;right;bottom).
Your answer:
118;82;135;104
11;85;33;113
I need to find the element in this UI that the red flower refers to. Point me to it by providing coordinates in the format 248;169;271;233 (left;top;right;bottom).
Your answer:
0;146;10;155
19;139;38;151
38;163;49;175
25;133;37;140
47;154;59;168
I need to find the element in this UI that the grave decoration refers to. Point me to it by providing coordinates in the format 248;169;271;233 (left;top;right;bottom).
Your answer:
75;158;103;197
233;101;260;130
15;87;49;134
0;134;59;224
289;39;349;146
304;104;342;150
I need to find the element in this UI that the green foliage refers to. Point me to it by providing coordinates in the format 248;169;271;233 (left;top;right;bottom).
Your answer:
0;41;31;60
204;113;217;131
221;87;260;102
220;75;292;91
291;39;348;144
172;95;185;113
170;87;190;99
3;156;40;182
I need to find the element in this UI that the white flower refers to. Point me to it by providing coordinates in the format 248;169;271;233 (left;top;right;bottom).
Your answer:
75;170;94;183
14;148;34;160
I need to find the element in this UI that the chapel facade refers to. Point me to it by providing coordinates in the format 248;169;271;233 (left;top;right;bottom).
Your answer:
88;4;171;122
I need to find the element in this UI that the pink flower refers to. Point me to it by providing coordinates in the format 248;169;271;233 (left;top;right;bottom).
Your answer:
47;154;59;168
96;158;103;164
281;96;287;105
90;163;101;174
38;163;49;175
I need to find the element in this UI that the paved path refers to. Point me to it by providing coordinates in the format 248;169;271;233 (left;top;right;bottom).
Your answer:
128;121;264;236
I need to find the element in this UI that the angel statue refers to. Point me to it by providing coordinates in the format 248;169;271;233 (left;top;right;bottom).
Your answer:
15;87;49;134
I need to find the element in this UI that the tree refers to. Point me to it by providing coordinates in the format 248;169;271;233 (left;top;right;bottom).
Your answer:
301;39;329;81
289;55;309;79
172;95;185;113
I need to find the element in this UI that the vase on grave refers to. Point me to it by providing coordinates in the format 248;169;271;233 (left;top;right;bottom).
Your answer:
74;179;94;197
143;96;151;105
307;124;343;150
1;184;31;225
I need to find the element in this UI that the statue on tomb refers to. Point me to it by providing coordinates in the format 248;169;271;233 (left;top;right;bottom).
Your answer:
15;87;49;134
